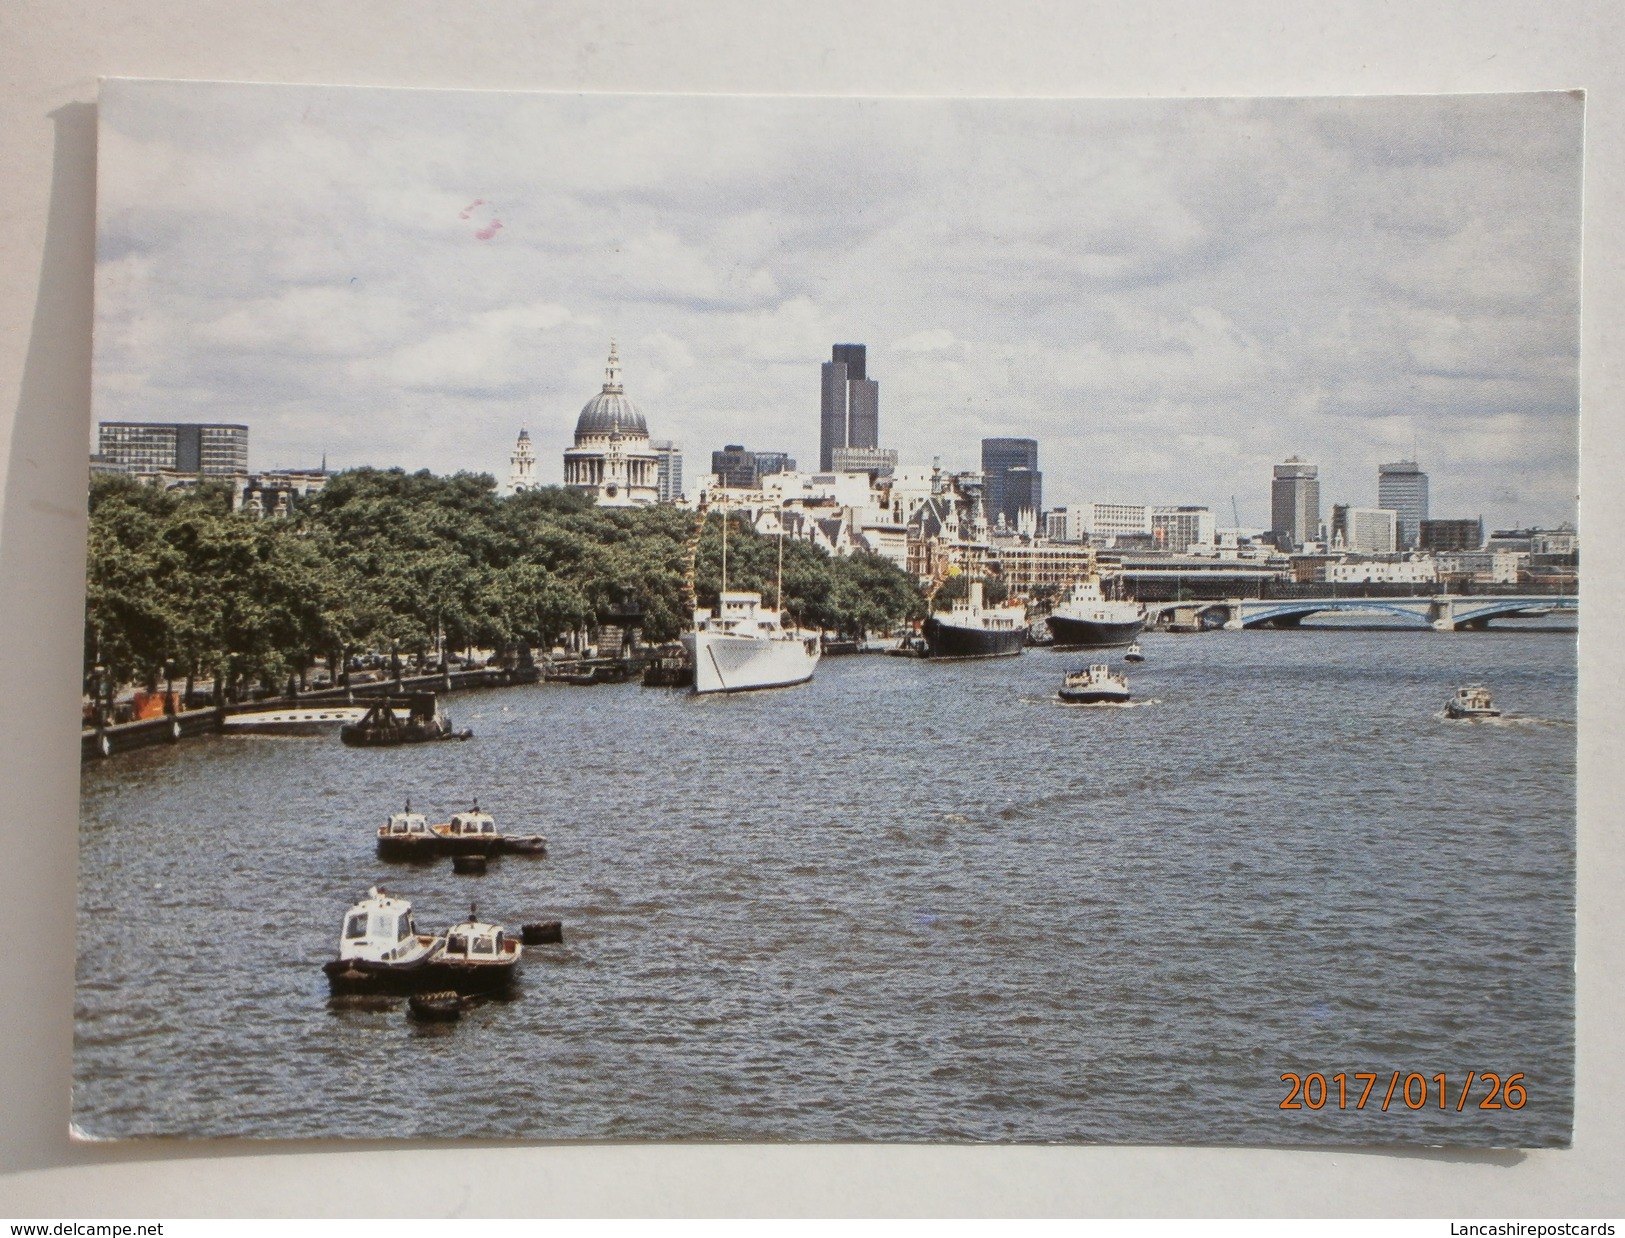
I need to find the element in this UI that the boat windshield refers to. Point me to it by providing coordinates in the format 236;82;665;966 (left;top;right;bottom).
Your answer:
473;935;496;955
344;912;368;939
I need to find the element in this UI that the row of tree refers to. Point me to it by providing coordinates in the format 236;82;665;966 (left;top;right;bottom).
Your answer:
84;468;928;697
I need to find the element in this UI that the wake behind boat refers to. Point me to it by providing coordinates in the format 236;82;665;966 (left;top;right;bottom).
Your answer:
921;581;1028;659
1047;575;1144;649
682;592;822;694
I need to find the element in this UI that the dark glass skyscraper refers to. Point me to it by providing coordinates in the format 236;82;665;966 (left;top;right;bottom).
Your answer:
981;438;1042;530
820;344;880;471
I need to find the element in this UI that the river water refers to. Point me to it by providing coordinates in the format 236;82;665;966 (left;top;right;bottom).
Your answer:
75;624;1576;1145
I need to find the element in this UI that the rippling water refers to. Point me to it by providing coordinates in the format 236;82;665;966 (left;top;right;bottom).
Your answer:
75;624;1576;1145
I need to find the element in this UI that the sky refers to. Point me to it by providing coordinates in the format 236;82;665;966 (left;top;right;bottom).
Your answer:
93;83;1583;531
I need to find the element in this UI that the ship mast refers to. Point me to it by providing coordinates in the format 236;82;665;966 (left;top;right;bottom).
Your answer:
776;509;785;614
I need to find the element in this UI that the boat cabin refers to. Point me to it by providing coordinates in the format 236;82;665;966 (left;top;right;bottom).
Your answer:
443;914;518;963
693;592;785;636
441;810;498;838
380;809;431;839
337;887;425;962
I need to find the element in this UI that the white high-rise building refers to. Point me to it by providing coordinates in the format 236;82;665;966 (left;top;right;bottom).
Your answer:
651;440;684;503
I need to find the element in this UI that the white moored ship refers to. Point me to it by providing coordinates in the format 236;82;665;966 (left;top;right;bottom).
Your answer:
682;592;822;694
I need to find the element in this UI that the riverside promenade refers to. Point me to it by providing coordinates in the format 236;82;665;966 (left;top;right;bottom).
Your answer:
78;655;651;762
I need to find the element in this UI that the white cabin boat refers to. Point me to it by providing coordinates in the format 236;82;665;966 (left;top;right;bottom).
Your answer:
376;801;436;860
1446;685;1501;718
681;591;822;693
429;802;548;857
1058;664;1132;704
323;886;445;994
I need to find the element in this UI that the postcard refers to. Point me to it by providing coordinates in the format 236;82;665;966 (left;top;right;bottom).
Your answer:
75;81;1580;1144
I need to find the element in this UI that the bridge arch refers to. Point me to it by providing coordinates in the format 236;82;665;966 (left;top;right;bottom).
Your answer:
1239;600;1434;629
1448;597;1579;629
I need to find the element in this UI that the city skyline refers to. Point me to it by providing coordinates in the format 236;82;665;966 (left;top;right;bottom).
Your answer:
92;85;1582;531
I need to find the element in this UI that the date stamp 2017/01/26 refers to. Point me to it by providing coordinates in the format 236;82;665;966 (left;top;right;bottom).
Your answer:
1280;1072;1528;1112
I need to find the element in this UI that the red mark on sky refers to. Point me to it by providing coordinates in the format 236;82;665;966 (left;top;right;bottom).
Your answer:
460;199;503;240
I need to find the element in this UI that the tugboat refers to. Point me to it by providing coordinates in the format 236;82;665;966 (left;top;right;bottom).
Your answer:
921;581;1028;659
322;887;523;997
1047;574;1144;648
429;801;548;858
339;693;472;747
1446;685;1501;719
1123;642;1145;663
1058;664;1132;704
376;799;437;860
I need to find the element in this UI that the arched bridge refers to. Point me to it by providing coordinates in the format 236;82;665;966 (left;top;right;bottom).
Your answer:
1145;594;1578;632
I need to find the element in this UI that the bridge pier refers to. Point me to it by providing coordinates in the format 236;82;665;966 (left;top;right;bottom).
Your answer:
1222;599;1243;631
1429;597;1456;632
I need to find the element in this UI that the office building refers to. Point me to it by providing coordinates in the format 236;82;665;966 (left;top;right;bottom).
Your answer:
1271;458;1320;549
97;422;249;477
1087;502;1213;552
830;445;897;477
1331;504;1398;555
819;344;881;471
1150;506;1216;553
710;445;798;489
981;438;1042;531
651;440;684;503
1377;460;1429;548
1419;518;1483;553
1044;506;1087;542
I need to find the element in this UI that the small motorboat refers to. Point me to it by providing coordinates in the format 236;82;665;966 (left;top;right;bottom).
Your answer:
1446;685;1501;719
434;904;523;993
430;800;548;858
321;886;446;995
375;799;437;860
1058;664;1131;705
1123;642;1145;663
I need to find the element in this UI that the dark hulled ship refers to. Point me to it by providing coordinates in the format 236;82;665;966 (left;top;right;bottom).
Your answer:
1047;576;1144;648
921;581;1029;659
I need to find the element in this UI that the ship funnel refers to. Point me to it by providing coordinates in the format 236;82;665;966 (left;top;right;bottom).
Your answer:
968;580;984;609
